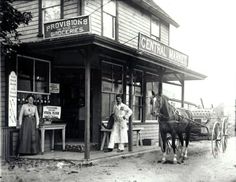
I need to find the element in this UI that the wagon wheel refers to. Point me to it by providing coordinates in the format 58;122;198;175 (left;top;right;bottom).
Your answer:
211;122;221;158
221;119;228;153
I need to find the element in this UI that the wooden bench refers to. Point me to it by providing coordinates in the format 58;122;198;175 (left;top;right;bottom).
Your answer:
100;127;144;151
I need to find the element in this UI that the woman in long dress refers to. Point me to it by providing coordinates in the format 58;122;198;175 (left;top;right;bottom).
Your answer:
18;94;40;155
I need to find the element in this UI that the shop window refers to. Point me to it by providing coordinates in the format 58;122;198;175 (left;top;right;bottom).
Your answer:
151;18;160;40
101;62;123;120
145;81;159;120
17;55;50;94
102;0;116;39
126;70;143;121
17;57;34;91
35;61;50;93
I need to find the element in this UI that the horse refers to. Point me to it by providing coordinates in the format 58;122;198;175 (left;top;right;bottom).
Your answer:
150;92;193;164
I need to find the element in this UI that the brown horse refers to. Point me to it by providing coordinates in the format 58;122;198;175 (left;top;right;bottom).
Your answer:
150;92;193;163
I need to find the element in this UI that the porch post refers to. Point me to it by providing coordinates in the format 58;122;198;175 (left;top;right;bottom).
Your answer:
128;66;134;151
181;80;185;108
84;50;91;160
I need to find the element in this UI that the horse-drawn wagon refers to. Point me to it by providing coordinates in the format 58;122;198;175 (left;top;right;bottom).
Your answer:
150;93;228;163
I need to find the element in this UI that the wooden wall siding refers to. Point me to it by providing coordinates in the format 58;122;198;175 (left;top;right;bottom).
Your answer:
118;1;150;48
160;22;169;45
0;54;6;159
13;0;39;42
133;123;159;144
64;0;78;19
1;128;10;160
84;0;102;35
1;55;6;127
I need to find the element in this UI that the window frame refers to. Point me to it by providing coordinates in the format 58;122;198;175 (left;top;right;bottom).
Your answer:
150;17;160;41
145;73;160;121
38;0;63;37
16;55;51;95
101;61;123;120
102;0;117;40
126;69;144;122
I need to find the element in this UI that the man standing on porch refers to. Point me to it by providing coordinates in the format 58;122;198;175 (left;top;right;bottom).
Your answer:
105;94;133;152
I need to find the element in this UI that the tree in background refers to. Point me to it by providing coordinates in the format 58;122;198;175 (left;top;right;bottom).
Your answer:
0;0;32;56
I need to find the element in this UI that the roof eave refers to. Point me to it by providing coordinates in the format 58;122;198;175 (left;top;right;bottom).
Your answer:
130;0;179;28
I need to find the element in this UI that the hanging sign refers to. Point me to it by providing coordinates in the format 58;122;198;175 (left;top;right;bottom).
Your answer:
44;15;90;39
8;71;17;127
43;106;61;119
138;33;188;67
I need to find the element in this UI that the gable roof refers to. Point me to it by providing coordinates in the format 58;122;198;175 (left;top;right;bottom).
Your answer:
131;0;179;27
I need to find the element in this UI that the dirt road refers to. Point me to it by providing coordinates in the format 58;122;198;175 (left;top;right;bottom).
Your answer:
1;137;236;182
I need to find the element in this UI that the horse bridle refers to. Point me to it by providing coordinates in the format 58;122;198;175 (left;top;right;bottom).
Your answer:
153;95;179;120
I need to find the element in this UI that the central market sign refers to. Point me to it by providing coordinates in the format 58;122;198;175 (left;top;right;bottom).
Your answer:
138;33;188;67
44;15;90;39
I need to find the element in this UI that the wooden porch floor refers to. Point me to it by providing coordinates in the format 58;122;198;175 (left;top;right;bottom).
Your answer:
21;145;159;163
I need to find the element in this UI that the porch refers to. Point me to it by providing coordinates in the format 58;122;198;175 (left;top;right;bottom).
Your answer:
20;145;158;163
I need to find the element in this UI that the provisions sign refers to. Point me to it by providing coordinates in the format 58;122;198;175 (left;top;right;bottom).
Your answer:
44;15;90;39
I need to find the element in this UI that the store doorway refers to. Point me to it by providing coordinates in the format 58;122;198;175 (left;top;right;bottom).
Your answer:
54;68;86;141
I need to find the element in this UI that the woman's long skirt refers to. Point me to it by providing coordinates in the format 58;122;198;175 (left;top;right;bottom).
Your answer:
18;116;40;154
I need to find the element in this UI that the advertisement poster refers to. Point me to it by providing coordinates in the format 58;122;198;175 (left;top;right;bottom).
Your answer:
8;71;17;127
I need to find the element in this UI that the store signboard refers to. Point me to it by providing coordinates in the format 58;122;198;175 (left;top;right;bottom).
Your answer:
138;33;188;67
43;106;61;119
44;15;90;39
8;71;17;127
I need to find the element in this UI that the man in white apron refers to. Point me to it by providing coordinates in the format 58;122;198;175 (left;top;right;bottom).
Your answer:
105;94;132;152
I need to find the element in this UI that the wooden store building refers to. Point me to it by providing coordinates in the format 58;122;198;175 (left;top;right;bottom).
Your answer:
1;0;206;160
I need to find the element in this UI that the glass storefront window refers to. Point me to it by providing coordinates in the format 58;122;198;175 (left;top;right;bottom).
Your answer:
35;61;49;93
145;81;159;120
126;70;143;121
101;62;123;120
17;55;50;94
18;57;33;91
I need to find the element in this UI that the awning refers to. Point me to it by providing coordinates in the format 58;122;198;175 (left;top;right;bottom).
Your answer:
21;33;206;81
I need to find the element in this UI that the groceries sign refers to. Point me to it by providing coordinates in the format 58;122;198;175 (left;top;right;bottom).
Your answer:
44;15;90;39
138;33;188;67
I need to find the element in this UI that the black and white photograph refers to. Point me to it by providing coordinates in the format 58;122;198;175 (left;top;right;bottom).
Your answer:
1;0;236;181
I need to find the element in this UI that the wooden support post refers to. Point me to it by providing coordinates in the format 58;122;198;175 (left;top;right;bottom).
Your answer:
84;50;91;160
158;82;162;96
181;80;185;108
128;66;134;152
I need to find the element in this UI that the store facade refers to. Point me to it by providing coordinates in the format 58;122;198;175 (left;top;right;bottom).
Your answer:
1;0;206;160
